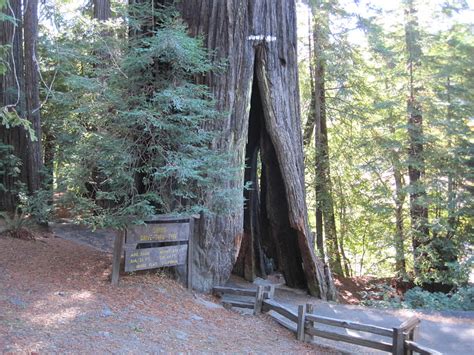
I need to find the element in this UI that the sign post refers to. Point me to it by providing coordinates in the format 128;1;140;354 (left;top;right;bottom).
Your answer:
111;215;197;288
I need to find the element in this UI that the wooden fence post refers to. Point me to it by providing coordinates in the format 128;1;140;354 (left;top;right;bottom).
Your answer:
111;229;125;286
187;217;194;290
254;285;264;315
264;285;275;299
297;304;306;341
305;303;314;342
392;327;404;355
405;324;418;355
395;316;420;355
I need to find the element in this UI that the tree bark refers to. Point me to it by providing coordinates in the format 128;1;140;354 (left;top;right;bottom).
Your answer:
0;0;43;211
24;0;43;193
93;0;111;21
404;0;429;274
393;157;407;276
233;77;264;281
43;129;54;190
303;11;315;148
336;175;351;277
303;10;324;259
310;0;343;276
0;0;23;211
445;77;457;240
178;0;336;299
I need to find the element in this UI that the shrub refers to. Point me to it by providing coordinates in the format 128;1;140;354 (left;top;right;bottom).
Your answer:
362;285;474;311
46;4;239;229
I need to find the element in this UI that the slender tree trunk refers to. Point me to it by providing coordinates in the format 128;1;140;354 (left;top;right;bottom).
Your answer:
336;175;351;277
384;76;407;277
43;130;55;189
359;232;366;276
404;0;429;274
178;0;336;299
393;157;407;276
303;10;324;258
94;0;111;21
445;77;458;240
311;1;343;276
0;0;43;211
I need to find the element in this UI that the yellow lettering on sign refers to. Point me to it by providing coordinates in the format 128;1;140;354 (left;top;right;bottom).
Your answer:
168;233;177;240
153;226;167;234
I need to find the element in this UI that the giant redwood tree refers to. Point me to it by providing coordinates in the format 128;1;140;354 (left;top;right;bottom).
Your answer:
0;0;43;211
176;0;336;299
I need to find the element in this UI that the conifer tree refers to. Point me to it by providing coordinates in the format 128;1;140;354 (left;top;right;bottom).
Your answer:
0;0;43;211
404;0;429;276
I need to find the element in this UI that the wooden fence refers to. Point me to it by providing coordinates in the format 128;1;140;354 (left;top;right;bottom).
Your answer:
212;286;441;355
213;285;273;315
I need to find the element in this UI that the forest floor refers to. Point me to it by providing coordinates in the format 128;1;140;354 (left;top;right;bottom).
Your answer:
1;221;472;354
0;224;339;354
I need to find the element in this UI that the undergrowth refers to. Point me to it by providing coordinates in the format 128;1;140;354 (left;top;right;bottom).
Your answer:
361;285;474;311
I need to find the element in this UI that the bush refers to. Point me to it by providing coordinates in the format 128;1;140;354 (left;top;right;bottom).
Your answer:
45;4;239;229
404;286;474;311
362;285;474;311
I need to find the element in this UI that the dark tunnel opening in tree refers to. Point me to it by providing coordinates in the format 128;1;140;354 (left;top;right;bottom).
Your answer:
233;67;306;289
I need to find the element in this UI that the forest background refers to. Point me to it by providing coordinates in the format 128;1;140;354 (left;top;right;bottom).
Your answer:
0;0;472;310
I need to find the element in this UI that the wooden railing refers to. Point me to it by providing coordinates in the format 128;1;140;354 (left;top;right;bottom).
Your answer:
213;286;441;355
213;285;273;315
405;340;442;355
294;303;440;355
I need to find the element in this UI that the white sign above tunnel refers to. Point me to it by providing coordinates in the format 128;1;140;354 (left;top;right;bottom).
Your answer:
248;35;277;42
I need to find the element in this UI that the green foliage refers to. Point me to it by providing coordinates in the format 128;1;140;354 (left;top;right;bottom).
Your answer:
0;207;30;234
23;189;53;225
363;286;474;311
0;43;9;76
0;107;37;141
40;3;237;228
0;144;48;224
0;143;20;193
300;0;473;285
0;0;20;77
0;188;52;233
413;237;472;286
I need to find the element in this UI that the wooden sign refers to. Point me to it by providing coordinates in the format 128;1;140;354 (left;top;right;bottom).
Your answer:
111;215;197;289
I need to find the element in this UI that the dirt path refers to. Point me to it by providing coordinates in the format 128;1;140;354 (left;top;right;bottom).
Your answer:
0;232;338;353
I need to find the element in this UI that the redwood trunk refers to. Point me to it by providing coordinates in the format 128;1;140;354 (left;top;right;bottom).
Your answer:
0;0;43;211
310;1;343;275
24;0;43;193
405;0;429;273
393;157;407;276
0;0;23;210
178;0;336;299
94;0;112;21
